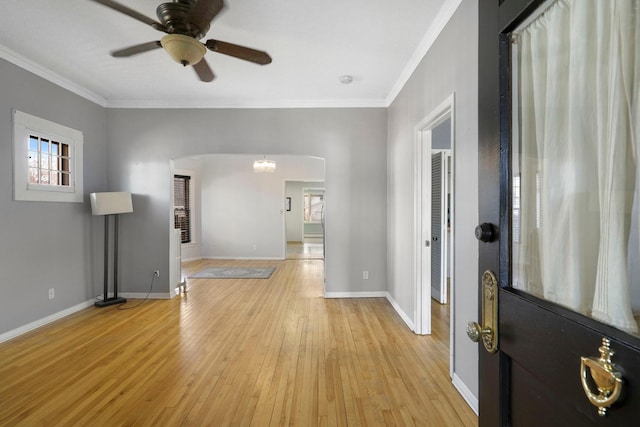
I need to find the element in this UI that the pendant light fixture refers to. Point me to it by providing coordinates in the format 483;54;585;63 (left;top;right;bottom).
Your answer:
253;156;276;173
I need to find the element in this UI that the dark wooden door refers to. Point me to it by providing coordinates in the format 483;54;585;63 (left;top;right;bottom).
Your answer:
477;1;640;425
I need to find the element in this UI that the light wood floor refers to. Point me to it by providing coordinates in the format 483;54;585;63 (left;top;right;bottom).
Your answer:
0;259;476;426
286;240;324;260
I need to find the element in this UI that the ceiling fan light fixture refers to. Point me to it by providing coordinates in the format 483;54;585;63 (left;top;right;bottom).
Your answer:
161;34;206;66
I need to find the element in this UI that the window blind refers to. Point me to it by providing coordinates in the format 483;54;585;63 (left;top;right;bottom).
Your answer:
174;175;191;244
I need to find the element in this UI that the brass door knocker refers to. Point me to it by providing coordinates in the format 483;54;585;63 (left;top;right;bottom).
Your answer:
580;337;623;416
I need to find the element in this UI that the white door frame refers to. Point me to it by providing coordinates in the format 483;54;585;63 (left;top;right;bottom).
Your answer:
414;93;455;338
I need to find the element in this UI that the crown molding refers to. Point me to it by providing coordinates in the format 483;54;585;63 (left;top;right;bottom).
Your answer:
385;0;463;106
1;0;458;111
105;98;387;109
0;45;107;107
0;44;386;109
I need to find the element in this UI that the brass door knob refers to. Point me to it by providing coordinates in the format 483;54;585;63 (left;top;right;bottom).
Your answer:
466;321;482;342
467;270;499;353
467;321;495;351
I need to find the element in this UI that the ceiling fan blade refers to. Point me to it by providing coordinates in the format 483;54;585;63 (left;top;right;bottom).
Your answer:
193;58;215;82
90;0;165;32
205;40;272;65
188;0;225;35
112;41;162;58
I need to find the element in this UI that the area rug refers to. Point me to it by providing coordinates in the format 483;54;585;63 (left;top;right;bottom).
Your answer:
189;267;276;279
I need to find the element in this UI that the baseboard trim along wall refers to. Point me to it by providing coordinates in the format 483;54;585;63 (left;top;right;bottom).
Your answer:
384;293;415;331
3;285;479;416
453;373;479;415
0;293;174;344
0;299;94;344
324;290;477;414
323;291;416;332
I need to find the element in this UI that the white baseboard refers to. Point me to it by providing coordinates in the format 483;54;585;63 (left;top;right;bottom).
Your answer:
322;291;417;333
324;291;387;298
0;299;94;344
452;373;479;415
384;293;416;332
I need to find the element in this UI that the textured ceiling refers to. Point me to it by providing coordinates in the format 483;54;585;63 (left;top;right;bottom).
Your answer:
0;0;457;108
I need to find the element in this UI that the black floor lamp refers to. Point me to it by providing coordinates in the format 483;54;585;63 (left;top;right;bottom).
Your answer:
90;192;133;307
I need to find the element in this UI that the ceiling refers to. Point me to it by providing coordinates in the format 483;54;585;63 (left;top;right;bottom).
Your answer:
0;0;456;108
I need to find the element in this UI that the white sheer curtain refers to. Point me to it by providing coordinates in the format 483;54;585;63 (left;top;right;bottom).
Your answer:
515;0;640;334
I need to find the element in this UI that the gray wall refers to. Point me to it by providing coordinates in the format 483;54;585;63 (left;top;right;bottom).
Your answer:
0;59;107;335
105;108;388;294
387;1;479;398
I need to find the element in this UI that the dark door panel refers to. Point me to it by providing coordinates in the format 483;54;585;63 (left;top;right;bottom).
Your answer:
477;0;640;425
510;361;590;427
501;290;640;425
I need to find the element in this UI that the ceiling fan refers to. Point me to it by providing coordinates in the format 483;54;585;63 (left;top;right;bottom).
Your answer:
90;0;272;82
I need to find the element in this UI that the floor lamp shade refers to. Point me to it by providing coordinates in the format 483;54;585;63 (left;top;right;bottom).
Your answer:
90;192;133;215
90;192;133;307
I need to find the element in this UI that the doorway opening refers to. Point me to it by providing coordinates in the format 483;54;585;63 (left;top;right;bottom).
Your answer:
168;155;326;293
285;183;325;260
414;94;455;374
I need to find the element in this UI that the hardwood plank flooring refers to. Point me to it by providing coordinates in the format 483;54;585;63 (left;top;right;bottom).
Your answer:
286;241;324;260
0;259;477;426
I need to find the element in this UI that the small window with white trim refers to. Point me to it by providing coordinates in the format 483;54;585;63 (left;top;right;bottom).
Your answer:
303;191;324;223
13;110;83;203
28;134;71;188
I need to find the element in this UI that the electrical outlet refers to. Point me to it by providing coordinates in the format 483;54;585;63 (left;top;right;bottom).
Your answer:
48;288;55;300
154;270;160;278
362;271;369;280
